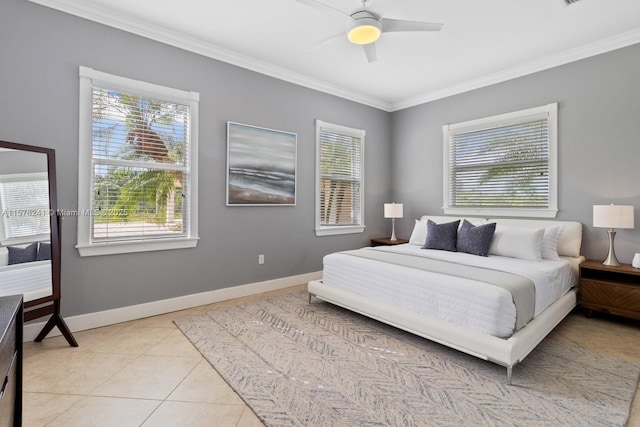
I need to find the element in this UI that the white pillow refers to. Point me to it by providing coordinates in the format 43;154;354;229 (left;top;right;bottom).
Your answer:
409;219;428;246
489;225;544;260
542;225;565;260
0;247;8;267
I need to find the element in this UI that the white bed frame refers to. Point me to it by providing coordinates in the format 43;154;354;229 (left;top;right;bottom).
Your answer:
308;216;584;384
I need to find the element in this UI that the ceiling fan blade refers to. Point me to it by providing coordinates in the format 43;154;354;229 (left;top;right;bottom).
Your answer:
295;0;350;18
307;32;344;51
382;18;443;33
363;43;377;63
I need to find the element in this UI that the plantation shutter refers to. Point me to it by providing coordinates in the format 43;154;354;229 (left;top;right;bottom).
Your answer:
90;87;190;242
448;117;550;208
318;125;363;227
0;175;50;241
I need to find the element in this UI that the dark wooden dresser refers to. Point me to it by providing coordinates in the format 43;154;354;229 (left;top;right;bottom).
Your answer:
0;295;23;427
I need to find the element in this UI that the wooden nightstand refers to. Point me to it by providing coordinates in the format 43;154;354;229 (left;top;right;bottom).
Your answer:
370;238;409;247
579;259;640;320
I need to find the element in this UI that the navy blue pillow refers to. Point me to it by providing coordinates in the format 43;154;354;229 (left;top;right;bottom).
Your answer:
457;220;496;256
422;219;460;252
36;242;52;261
8;242;38;265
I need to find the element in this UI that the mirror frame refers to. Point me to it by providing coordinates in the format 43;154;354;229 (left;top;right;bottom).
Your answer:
0;140;76;346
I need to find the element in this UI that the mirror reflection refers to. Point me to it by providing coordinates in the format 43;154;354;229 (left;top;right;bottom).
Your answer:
0;147;53;302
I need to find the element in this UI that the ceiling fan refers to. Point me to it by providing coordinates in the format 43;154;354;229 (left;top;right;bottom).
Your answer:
296;0;443;62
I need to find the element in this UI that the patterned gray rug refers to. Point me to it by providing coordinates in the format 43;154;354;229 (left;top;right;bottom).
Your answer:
174;289;639;427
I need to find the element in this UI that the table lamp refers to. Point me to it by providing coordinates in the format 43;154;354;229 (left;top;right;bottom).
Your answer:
593;204;634;266
384;203;403;241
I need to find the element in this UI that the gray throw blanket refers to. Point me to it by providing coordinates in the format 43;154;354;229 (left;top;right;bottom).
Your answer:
339;248;535;331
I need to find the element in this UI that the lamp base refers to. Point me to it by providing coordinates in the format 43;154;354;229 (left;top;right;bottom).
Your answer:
602;229;621;267
390;218;397;241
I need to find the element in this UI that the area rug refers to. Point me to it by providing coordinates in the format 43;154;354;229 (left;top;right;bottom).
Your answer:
174;289;639;427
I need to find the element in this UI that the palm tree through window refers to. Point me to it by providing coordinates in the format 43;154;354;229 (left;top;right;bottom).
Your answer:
90;88;190;241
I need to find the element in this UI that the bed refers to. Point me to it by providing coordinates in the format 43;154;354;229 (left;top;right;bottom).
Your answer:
0;245;53;303
308;216;584;384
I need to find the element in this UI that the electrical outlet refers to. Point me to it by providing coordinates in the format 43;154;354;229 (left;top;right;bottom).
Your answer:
258;254;264;265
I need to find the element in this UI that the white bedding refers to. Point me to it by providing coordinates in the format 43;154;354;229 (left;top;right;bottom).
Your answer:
0;260;52;302
322;244;575;338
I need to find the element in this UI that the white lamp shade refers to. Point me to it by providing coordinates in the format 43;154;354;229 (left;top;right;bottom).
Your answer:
593;204;634;229
384;203;403;219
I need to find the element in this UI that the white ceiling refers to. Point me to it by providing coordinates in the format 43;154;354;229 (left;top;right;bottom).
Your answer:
30;0;640;111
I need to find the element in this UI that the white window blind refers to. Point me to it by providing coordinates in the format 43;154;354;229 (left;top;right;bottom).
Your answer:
449;119;549;207
443;103;558;218
315;120;365;236
77;67;199;256
0;173;50;243
90;87;190;242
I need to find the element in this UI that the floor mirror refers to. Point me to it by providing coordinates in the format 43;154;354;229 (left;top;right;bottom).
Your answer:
0;140;77;346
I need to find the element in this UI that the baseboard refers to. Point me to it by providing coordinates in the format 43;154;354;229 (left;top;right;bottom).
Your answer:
23;271;321;342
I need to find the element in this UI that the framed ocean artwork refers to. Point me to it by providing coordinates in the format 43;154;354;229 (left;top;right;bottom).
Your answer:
226;122;297;206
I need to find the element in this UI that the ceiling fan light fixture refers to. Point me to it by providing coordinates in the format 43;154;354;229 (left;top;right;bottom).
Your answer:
347;17;381;45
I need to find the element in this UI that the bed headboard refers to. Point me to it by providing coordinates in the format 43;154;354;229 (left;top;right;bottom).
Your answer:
417;215;585;277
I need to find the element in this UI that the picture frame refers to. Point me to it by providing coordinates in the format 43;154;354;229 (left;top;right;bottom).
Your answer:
226;122;297;206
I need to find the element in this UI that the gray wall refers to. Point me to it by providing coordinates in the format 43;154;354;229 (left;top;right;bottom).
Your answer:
391;43;640;263
0;0;391;316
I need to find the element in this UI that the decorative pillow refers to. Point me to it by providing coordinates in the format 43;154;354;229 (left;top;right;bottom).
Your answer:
489;225;544;260
457;220;496;256
409;219;428;246
36;242;52;261
422;219;460;252
8;242;38;265
542;225;565;260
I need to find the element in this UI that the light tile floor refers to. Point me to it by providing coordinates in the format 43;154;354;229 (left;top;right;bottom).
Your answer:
23;286;640;426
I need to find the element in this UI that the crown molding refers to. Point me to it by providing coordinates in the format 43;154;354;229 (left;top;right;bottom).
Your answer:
27;0;393;111
27;0;640;113
390;29;640;112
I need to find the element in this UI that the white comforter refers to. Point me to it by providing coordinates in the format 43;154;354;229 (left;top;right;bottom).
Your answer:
321;244;575;338
0;260;52;302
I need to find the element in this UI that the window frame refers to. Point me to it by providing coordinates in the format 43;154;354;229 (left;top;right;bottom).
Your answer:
442;103;558;218
77;66;199;257
315;120;366;236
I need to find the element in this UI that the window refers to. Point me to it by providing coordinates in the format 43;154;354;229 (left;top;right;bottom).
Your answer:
443;103;558;218
77;67;199;256
315;120;365;236
0;173;50;245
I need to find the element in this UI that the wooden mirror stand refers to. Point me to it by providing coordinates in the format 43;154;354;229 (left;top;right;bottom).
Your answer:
0;140;77;347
